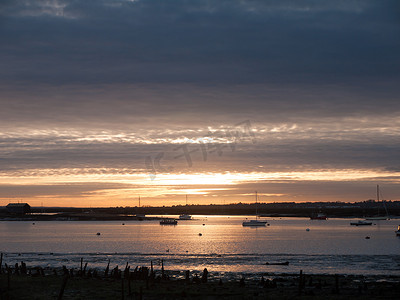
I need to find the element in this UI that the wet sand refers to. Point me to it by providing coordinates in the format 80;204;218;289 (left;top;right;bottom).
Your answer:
1;268;399;299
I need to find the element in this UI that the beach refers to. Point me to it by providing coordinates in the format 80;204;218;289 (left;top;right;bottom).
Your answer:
1;265;400;299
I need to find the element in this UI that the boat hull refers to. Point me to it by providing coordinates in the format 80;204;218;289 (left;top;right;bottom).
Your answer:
242;220;267;226
160;219;177;225
310;213;327;220
310;216;327;220
350;221;372;226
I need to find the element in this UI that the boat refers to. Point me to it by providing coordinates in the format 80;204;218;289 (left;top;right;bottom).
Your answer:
136;196;146;220
242;191;267;226
265;261;289;266
179;195;192;220
350;220;372;226
310;213;327;220
396;225;400;236
179;214;192;220
365;216;387;220
243;219;268;226
364;185;390;220
160;218;177;225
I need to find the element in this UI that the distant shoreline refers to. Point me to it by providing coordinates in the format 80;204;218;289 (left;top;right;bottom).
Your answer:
1;213;399;221
2;200;400;220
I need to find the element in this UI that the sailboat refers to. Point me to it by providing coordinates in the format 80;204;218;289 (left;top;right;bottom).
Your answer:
242;191;268;226
179;195;192;220
364;185;390;220
350;220;372;226
136;195;146;219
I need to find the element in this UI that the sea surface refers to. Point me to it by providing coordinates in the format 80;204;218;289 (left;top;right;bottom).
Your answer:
1;216;400;279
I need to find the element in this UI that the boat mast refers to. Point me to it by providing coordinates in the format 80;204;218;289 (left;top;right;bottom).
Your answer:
377;185;379;202
377;185;390;219
255;191;258;220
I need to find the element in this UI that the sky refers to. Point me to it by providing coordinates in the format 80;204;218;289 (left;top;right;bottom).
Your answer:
1;0;400;207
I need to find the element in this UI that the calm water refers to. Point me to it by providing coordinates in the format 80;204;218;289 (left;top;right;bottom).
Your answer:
1;216;400;278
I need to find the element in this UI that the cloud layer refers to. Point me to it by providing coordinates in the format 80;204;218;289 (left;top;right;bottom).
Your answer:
1;0;399;206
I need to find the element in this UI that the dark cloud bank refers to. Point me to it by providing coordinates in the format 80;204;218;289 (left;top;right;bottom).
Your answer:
0;1;400;204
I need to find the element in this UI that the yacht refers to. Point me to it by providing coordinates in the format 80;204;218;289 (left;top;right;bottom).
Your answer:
350;220;372;226
242;191;267;226
179;214;192;220
242;219;268;226
310;213;327;220
364;185;390;220
160;218;178;225
179;195;192;220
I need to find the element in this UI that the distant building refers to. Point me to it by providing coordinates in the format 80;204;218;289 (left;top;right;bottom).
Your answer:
6;203;31;215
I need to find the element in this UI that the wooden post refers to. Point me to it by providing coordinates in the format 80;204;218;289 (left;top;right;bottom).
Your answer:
121;278;124;300
7;268;11;290
0;252;3;274
161;259;164;279
128;273;131;295
201;268;208;283
298;270;303;295
58;275;69;300
80;258;83;276
185;270;190;283
105;259;110;277
335;274;339;294
83;262;87;277
150;260;155;282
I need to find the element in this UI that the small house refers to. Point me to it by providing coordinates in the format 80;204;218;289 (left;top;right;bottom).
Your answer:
6;203;31;215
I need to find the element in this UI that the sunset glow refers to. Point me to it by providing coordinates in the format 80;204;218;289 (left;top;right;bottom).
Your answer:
1;0;399;208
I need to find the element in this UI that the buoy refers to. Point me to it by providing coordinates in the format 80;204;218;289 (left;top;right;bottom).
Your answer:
32;223;35;225
96;232;101;236
203;224;205;226
122;223;125;225
199;233;202;236
365;236;370;239
306;228;310;231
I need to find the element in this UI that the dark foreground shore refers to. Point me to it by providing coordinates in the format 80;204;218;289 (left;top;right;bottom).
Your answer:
1;266;399;299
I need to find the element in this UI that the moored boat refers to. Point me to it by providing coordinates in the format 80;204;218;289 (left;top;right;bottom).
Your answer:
242;219;268;226
160;218;177;225
310;213;327;220
179;195;192;220
242;191;267;227
179;214;192;220
265;261;289;266
364;185;390;220
350;220;372;226
364;216;387;220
